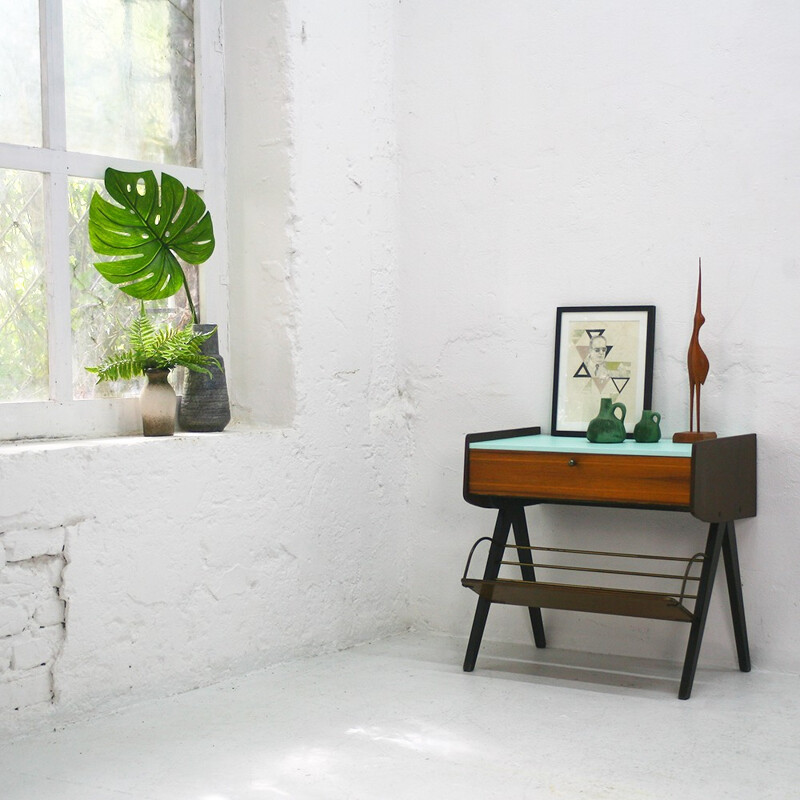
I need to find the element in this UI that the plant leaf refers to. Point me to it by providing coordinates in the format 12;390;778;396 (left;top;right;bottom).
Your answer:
88;168;215;312
86;309;221;383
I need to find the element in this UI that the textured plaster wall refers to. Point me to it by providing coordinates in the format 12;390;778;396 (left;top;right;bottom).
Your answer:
0;0;410;736
0;430;408;736
399;1;800;673
225;1;295;427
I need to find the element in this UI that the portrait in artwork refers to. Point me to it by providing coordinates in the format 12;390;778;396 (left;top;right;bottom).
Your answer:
564;319;639;424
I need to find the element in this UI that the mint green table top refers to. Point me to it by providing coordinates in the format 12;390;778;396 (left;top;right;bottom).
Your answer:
469;434;693;458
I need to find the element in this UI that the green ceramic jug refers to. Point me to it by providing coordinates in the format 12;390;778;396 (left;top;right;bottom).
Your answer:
586;397;627;443
633;410;661;443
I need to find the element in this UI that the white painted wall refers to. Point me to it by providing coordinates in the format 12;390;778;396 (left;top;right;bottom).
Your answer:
400;1;800;673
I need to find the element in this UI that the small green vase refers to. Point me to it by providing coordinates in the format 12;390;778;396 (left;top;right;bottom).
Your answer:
586;397;627;443
634;410;661;443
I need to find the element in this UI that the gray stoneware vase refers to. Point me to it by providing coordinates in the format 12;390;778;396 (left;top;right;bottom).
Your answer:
178;324;231;432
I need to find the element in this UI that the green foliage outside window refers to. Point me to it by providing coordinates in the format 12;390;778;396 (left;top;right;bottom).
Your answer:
0;170;47;401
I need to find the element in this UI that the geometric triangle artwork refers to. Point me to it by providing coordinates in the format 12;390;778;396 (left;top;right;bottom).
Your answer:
573;362;592;378
611;376;630;394
576;345;590;362
584;328;605;339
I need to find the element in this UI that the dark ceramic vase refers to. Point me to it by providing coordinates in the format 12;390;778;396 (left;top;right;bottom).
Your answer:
178;324;231;432
586;397;626;443
634;410;661;443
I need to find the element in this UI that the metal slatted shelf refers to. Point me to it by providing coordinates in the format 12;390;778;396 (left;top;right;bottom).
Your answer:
461;537;703;623
461;577;694;622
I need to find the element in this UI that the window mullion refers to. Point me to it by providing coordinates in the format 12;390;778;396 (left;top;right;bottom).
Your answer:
0;142;205;188
40;0;67;151
40;0;72;401
43;174;72;401
194;0;228;331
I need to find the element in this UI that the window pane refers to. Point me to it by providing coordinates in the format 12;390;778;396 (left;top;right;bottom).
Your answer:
69;177;140;399
0;170;48;401
0;1;42;146
69;178;198;399
63;0;196;165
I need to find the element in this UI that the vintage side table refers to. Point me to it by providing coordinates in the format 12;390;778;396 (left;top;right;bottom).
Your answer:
461;426;757;699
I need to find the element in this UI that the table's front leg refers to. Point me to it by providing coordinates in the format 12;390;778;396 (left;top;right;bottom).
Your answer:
679;522;725;699
463;507;513;672
508;506;546;648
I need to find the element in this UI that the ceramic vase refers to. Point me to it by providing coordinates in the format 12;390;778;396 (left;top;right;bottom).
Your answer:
178;324;231;432
586;397;627;443
141;369;176;436
634;410;661;443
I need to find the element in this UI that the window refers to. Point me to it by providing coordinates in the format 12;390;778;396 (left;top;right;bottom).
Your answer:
0;0;226;440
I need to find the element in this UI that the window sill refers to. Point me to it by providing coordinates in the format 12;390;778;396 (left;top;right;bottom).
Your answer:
0;421;289;455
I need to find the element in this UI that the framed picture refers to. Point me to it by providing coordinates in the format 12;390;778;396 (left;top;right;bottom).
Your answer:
551;305;656;437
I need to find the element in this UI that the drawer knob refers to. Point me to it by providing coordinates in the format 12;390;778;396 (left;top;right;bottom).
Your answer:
568;459;577;467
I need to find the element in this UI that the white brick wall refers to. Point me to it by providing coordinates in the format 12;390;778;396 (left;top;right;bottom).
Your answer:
2;528;65;563
0;526;66;711
0;666;52;711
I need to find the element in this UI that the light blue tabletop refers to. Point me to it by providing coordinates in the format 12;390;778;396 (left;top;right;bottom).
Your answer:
470;434;693;458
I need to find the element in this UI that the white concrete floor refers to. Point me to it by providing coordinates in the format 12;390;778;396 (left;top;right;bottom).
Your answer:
2;632;799;799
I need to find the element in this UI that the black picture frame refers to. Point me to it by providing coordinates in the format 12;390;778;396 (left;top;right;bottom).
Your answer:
551;305;656;437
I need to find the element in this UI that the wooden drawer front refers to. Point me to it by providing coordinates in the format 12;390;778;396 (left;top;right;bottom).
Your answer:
469;450;692;508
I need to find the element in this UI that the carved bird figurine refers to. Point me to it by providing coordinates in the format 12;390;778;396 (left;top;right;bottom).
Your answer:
687;259;709;433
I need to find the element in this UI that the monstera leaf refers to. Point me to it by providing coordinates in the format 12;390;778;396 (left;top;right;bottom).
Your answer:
88;168;215;323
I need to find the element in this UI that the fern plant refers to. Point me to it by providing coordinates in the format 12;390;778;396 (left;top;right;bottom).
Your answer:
86;305;219;383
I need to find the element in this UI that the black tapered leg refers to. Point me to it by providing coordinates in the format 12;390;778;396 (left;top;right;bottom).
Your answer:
721;521;751;672
508;506;546;648
679;522;725;699
463;509;512;672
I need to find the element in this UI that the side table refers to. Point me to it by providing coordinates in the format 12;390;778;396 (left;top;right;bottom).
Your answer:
461;426;757;699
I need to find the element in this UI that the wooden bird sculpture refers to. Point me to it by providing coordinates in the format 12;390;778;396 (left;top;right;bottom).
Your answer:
673;259;717;442
688;260;709;432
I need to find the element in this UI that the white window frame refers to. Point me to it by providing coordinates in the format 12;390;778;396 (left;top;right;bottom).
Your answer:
0;0;228;441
